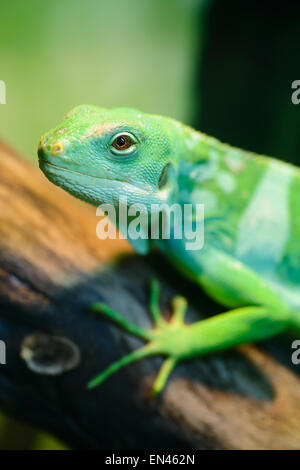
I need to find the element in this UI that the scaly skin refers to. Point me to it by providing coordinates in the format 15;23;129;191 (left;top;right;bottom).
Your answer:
38;105;300;395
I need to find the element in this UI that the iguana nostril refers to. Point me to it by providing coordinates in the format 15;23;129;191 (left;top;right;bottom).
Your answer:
51;141;64;156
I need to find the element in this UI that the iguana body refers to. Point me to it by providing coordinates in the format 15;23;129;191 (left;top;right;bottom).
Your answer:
38;105;300;395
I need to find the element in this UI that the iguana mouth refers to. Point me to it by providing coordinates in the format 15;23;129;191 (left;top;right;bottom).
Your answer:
39;159;153;193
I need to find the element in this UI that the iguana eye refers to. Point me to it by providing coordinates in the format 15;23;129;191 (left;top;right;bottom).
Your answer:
113;135;131;150
110;132;137;155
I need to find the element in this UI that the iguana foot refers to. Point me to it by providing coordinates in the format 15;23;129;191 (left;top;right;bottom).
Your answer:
88;279;188;396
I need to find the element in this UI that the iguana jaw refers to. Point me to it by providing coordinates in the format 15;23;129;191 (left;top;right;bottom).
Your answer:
39;160;153;193
39;159;171;208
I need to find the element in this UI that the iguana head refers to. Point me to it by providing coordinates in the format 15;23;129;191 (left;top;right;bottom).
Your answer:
38;104;188;209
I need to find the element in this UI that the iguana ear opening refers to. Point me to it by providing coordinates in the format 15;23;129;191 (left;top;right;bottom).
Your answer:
158;162;179;204
158;163;172;189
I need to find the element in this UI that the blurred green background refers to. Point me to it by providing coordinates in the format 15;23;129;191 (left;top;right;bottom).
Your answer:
0;0;202;161
0;0;299;450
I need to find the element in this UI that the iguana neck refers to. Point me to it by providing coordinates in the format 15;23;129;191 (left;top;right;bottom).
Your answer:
179;122;245;165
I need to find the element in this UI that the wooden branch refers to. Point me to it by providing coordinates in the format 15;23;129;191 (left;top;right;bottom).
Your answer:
0;142;300;449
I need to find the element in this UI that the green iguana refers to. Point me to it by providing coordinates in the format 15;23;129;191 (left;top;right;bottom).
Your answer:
38;105;300;395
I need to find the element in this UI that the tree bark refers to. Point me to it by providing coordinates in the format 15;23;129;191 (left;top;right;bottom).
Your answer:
0;142;300;450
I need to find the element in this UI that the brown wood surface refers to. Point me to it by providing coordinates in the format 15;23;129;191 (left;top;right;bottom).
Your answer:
0;142;300;449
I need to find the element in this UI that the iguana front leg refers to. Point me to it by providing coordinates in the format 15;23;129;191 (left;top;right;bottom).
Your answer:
88;280;186;396
88;269;291;396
